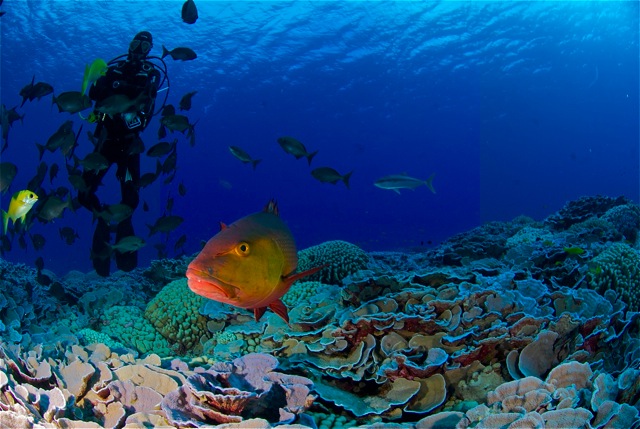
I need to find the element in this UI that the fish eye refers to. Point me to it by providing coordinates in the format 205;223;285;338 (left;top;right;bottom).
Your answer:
235;242;250;256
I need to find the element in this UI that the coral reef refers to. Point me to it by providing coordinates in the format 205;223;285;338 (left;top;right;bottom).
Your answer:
0;195;638;428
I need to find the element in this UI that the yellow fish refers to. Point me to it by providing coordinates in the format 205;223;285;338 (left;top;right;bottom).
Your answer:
81;58;108;95
186;200;322;323
2;190;38;234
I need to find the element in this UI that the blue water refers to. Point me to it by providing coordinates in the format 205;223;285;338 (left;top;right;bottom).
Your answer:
1;1;638;275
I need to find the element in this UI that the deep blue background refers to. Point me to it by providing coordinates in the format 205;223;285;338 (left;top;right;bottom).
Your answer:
1;1;638;275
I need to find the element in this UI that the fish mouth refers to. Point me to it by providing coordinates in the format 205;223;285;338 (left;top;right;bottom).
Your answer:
185;267;237;299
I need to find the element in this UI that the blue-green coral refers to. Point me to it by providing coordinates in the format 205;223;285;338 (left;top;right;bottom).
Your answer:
590;242;640;312
100;305;172;356
144;278;210;353
297;240;370;285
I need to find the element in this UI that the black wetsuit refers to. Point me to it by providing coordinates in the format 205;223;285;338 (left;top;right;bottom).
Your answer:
79;58;160;276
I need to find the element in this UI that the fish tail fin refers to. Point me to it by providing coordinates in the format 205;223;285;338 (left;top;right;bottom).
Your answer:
2;210;8;235
425;173;436;194
251;159;262;170
146;224;156;236
268;299;290;325
161;45;169;59
343;170;353;190
35;142;46;161
306;150;319;166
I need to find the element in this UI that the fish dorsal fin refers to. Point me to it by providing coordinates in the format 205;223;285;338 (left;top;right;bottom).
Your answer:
219;222;227;231
253;307;268;321
263;199;278;216
269;299;290;325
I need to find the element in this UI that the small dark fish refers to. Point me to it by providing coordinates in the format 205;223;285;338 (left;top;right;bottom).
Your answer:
0;162;17;194
0;105;9;151
76;152;109;172
128;137;145;155
162;104;176;116
311;167;353;189
67;174;89;193
44;120;75;153
1;235;11;254
166;196;174;213
143;201;150;212
147;214;184;236
30;233;46;251
35;256;45;271
161;46;197;61
158;124;167;139
29;82;54;101
18;234;27;250
154;243;168;259
277;136;318;165
174;234;187;251
52;91;92;114
93;203;133;224
95;92;148;116
5;106;24;126
146;140;176;157
27;162;48;195
37;196;72;222
161;114;192;133
229;146;261;170
179;91;197;111
181;0;198;24
178;182;187;197
49;163;59;184
59;227;79;245
20;76;35;107
138;171;158;189
161;150;178;175
109;235;146;253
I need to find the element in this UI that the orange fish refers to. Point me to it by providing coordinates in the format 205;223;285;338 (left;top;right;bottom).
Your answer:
186;200;322;323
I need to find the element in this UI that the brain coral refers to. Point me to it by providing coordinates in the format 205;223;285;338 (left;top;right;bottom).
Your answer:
297;240;370;285
144;278;210;354
590;242;640;312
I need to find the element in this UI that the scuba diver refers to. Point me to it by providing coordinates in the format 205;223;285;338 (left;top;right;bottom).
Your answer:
79;31;167;276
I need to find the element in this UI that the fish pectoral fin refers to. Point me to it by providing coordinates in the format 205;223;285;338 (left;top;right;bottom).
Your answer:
284;265;325;284
253;307;268;322
268;299;290;325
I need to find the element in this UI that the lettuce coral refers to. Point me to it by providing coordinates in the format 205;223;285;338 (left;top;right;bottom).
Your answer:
297;240;370;285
